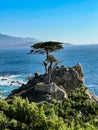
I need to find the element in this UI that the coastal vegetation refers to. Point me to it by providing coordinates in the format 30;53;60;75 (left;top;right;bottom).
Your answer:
0;87;98;129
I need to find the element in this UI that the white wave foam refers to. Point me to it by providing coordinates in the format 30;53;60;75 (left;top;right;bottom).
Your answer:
0;75;21;80
0;75;26;87
0;90;7;99
0;90;6;94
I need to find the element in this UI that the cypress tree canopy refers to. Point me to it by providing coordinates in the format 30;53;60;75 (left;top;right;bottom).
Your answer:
30;41;63;54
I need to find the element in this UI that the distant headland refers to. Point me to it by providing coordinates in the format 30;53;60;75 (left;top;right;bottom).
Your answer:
0;33;71;48
0;33;39;48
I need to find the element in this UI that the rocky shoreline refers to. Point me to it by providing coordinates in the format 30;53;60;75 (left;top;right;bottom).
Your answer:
6;63;98;103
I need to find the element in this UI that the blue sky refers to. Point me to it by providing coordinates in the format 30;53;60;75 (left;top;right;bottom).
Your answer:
0;0;98;44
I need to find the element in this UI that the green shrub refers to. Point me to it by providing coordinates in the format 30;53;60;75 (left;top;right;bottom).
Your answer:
0;87;98;130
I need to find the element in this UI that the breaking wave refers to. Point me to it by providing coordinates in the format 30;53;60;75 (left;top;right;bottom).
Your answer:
0;74;27;99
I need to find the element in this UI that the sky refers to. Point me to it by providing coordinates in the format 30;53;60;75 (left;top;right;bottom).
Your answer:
0;0;98;44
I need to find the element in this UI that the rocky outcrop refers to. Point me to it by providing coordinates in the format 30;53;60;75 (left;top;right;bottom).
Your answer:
51;63;84;93
86;90;98;103
6;63;84;102
34;82;68;100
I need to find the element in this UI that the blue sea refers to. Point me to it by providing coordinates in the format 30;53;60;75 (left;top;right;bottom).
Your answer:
0;45;98;98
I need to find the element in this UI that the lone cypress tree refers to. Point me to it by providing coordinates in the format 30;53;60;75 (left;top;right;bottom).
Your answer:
30;41;63;84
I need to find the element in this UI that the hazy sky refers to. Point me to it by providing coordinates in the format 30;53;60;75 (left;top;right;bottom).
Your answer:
0;0;98;44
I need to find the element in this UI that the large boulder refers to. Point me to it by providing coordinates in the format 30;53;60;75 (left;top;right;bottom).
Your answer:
34;82;68;100
51;63;84;93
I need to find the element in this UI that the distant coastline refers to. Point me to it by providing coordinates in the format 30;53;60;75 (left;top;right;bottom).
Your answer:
0;33;38;48
0;33;98;48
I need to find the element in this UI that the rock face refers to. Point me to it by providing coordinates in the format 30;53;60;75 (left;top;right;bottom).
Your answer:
6;63;84;102
51;63;84;93
86;90;98;103
34;82;68;100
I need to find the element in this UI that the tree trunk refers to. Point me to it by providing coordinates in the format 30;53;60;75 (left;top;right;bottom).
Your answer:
48;62;52;84
43;61;48;74
46;51;49;60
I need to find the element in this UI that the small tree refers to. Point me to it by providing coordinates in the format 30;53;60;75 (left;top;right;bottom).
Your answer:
30;41;63;84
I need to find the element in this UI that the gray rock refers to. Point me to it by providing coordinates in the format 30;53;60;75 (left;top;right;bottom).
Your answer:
51;63;84;93
34;82;68;100
86;90;98;103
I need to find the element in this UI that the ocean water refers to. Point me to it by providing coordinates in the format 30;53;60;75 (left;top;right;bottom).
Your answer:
0;45;98;98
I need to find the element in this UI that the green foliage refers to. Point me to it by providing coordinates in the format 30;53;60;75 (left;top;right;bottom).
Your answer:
0;111;9;129
0;87;98;129
0;99;9;110
30;41;63;54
